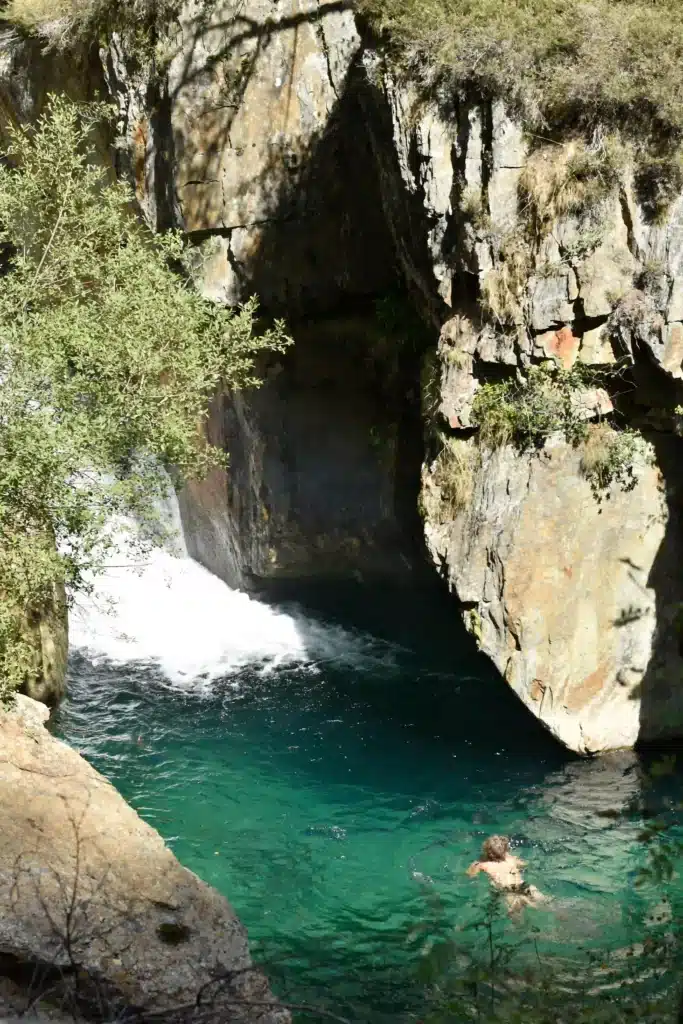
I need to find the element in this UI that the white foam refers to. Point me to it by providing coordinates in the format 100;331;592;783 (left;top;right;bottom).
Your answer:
69;496;402;688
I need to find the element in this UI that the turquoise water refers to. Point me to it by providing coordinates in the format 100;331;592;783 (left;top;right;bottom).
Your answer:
56;576;683;1021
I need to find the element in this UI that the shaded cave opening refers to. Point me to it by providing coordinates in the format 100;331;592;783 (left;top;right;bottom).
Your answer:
177;55;453;612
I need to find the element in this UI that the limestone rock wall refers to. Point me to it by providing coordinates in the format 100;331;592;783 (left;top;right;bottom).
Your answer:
4;6;683;749
178;314;422;585
109;0;423;587
362;75;683;752
108;0;386;312
421;439;673;753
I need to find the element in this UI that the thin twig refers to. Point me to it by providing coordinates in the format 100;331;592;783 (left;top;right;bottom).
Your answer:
28;180;73;298
526;131;563;147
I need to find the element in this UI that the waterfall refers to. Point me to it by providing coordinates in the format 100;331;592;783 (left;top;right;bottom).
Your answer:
68;489;402;689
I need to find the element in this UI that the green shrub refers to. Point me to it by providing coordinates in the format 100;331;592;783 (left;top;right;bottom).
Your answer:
471;365;649;496
536;225;605;279
471;364;592;450
637;257;668;294
0;95;290;696
580;422;650;493
608;289;664;347
634;152;683;223
480;231;531;326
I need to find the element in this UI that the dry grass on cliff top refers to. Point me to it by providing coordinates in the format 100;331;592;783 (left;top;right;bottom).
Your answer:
357;0;683;141
3;0;177;43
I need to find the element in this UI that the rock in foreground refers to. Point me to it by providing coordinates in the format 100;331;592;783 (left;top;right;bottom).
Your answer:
0;696;288;1023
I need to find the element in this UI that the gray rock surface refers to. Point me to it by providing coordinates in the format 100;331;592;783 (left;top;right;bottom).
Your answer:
367;78;683;750
108;0;416;586
422;439;675;753
178;314;420;586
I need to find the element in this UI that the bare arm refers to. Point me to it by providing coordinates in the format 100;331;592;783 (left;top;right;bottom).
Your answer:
466;861;482;878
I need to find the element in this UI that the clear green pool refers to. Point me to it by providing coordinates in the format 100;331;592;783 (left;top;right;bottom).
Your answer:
55;554;683;1022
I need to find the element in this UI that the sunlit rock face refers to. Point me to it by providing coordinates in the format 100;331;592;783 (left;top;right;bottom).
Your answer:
422;437;673;754
365;82;683;752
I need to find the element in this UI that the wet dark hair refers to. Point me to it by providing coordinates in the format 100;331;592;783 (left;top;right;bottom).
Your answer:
481;835;509;862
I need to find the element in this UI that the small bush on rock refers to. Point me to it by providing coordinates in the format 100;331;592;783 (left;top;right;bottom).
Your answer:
5;0;179;52
472;364;592;450
432;436;474;515
471;363;650;498
580;422;651;494
634;152;683;224
519;138;624;236
480;231;532;327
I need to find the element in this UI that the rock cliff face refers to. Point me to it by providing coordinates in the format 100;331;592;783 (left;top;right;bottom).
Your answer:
0;695;288;1023
3;3;683;751
104;0;424;586
365;86;683;752
147;6;682;752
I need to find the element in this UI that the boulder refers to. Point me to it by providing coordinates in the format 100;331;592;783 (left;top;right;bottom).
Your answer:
0;696;288;1023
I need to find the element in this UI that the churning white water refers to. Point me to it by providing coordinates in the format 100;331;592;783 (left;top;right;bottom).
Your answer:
68;494;402;688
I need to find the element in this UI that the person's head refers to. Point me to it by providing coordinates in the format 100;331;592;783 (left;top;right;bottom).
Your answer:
481;835;509;862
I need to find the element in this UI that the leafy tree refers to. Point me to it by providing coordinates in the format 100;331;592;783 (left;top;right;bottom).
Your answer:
0;94;290;698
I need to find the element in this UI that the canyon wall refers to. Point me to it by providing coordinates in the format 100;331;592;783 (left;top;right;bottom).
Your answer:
104;0;425;587
366;87;683;752
3;2;683;751
141;3;682;752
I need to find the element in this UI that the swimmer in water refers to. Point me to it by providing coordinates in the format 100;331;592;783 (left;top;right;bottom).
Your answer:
466;834;546;914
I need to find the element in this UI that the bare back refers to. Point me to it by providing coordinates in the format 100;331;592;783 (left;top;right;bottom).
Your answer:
467;854;525;890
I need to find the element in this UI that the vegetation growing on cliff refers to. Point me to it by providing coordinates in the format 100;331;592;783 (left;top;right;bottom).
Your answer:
471;364;593;450
431;435;474;518
356;0;683;143
519;138;624;236
470;364;651;494
0;95;289;699
579;421;645;494
358;0;683;227
5;0;178;53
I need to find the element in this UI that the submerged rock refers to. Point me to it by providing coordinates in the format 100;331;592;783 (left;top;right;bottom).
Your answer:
0;695;288;1023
